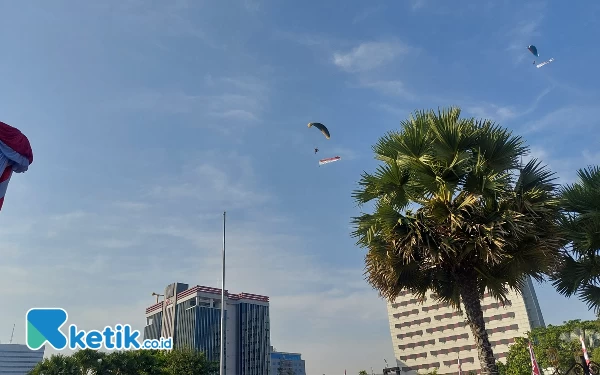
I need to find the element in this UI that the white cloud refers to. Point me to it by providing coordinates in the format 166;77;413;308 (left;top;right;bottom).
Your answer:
333;41;411;73
411;0;427;10
520;106;600;134
465;104;518;122
108;76;269;134
356;79;417;100
328;146;360;161
583;150;600;166
147;150;271;210
98;0;217;46
243;0;261;12
352;5;385;24
370;103;411;118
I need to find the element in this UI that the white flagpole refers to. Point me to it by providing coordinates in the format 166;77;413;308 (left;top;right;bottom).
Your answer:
219;211;226;375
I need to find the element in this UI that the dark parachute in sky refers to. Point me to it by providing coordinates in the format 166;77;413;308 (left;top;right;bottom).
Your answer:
527;45;554;68
528;45;539;57
307;122;330;139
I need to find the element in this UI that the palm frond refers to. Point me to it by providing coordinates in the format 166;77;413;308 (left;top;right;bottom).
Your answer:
351;106;562;318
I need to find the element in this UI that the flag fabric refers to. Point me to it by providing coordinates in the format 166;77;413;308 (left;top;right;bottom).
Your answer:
528;341;541;375
580;335;591;366
0;121;33;211
319;156;341;165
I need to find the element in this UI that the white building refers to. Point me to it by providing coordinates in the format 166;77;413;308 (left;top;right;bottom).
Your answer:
387;277;545;374
270;346;306;375
0;344;45;375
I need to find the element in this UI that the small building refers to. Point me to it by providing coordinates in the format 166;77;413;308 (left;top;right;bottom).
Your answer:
270;346;306;375
0;344;45;375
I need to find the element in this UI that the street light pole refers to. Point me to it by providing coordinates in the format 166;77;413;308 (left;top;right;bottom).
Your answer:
219;211;226;375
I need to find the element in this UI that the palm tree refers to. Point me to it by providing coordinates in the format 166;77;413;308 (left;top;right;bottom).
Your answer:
351;107;562;375
551;166;600;313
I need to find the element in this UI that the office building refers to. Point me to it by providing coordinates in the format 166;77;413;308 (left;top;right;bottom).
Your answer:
144;282;271;375
270;346;306;375
0;344;44;375
387;276;545;374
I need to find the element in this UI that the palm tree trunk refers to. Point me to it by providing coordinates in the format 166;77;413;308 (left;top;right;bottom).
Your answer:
459;276;498;375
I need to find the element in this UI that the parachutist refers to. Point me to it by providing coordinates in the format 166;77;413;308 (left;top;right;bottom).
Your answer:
314;148;319;154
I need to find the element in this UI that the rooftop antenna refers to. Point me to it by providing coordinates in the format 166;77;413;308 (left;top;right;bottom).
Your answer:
9;324;15;344
151;292;164;304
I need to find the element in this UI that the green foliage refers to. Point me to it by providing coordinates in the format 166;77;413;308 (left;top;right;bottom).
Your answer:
504;337;538;375
29;348;217;375
28;353;80;375
162;348;218;375
551;165;600;313
496;362;507;375
592;346;600;363
358;371;369;375
418;369;438;375
351;107;562;374
503;319;600;374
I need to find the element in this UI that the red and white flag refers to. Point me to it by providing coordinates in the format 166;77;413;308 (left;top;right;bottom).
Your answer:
319;156;341;165
529;341;541;375
580;335;592;369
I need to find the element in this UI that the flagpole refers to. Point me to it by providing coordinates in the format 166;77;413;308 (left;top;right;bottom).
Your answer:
219;211;226;375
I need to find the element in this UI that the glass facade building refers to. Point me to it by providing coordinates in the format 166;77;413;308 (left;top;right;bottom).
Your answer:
144;282;270;375
0;344;44;375
270;346;306;375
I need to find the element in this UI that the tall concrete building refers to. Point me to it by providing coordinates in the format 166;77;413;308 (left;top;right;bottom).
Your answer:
387;276;545;374
144;282;271;375
0;344;45;375
270;346;306;375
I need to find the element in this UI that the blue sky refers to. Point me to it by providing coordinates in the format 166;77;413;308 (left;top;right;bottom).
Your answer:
1;0;599;373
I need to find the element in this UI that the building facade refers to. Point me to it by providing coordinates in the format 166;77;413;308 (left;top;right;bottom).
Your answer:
270;346;306;375
144;282;271;375
0;344;45;375
387;276;545;374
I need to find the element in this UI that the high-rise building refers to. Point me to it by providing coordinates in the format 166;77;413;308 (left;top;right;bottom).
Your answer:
270;346;306;375
144;282;271;375
387;276;545;374
0;344;45;375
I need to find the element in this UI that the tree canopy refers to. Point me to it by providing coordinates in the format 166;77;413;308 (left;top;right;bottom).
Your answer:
28;348;218;375
551;166;600;313
498;319;600;375
352;107;563;374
